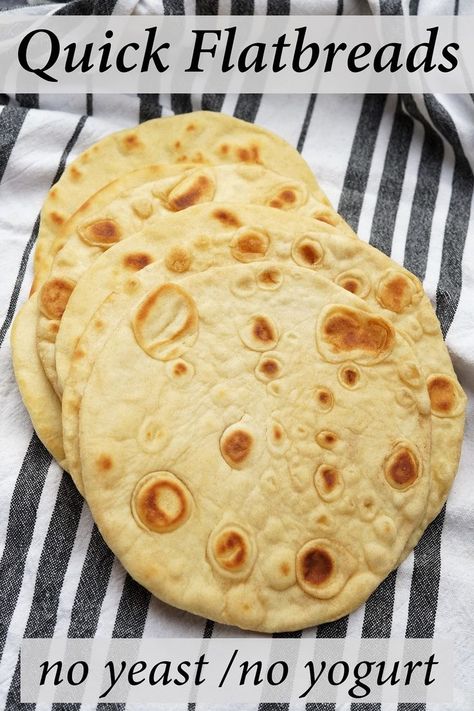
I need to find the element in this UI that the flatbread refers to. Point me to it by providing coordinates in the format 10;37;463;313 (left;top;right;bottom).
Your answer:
60;204;465;534
10;294;66;468
48;163;352;263
33;111;329;290
37;164;352;395
79;262;432;632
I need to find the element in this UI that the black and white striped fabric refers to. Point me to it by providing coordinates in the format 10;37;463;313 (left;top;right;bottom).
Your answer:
0;1;472;709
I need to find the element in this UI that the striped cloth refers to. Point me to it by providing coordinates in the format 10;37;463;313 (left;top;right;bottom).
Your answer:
0;1;473;710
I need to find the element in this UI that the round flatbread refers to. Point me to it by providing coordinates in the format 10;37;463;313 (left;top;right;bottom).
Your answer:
79;262;432;632
37;164;352;395
11;294;66;468
60;204;465;537
33;110;329;290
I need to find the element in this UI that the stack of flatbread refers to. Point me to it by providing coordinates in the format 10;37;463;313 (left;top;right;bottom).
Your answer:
11;111;466;632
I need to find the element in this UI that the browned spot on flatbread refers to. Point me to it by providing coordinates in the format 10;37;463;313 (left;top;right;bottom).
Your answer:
259;358;279;378
134;475;191;533
316;515;329;527
338;364;361;389
253;316;276;344
342;367;357;386
214;530;247;570
173;362;187;376
123;252;153;271
79;219;121;247
239;232;267;255
321;467;337;491
231;229;269;263
279;188;297;204
221;429;253;466
237;144;260;163
292;237;324;269
280;562;290;576
213;209;241;227
122;133;142;150
168;173;215;211
136;286;190;329
257;268;282;290
316;431;338;448
70;166;82;180
241;315;279;352
313;210;337;227
165;246;191;273
384;444;420;490
273;424;283;441
315;387;334;412
256;355;282;383
269;188;298;209
342;279;358;293
96;454;113;472
133;283;198;360
322;306;394;357
39;277;75;320
302;547;333;585
334;270;370;299
382;275;411;311
376;270;420;313
427;374;460;417
314;464;344;502
50;211;65;226
300;243;321;265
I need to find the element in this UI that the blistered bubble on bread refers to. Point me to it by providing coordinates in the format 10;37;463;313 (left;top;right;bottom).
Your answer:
384;443;421;491
335;269;370;298
207;524;256;580
376;269;422;314
427;374;466;418
132;471;192;533
239;314;279;352
133;283;198;360
230;227;270;263
39;278;76;320
291;234;324;269
167;170;216;211
79;219;122;247
317;304;395;364
296;539;357;600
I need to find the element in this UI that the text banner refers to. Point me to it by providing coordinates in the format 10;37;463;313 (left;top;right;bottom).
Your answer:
21;637;453;704
0;16;473;93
